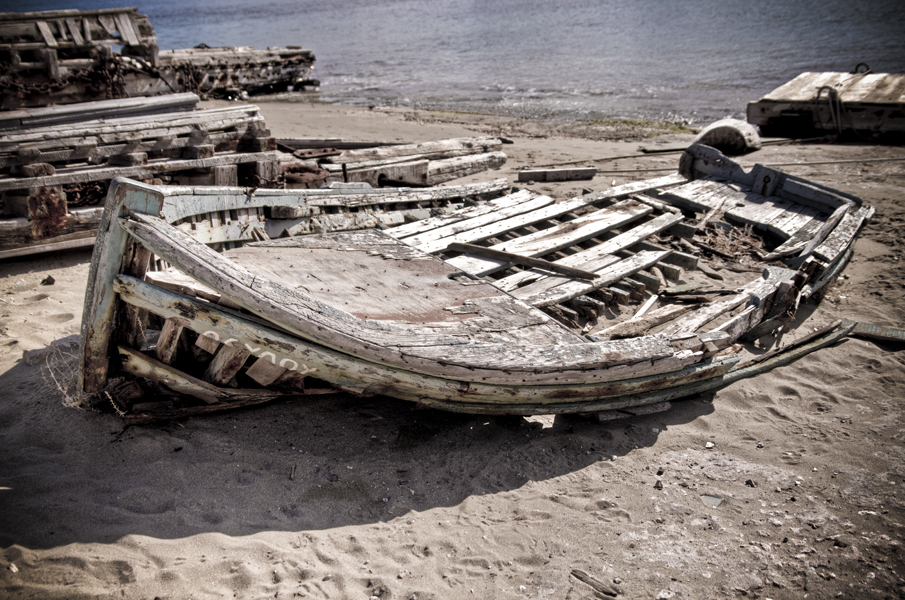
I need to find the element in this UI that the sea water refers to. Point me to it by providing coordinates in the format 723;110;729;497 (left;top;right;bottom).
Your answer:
8;0;905;125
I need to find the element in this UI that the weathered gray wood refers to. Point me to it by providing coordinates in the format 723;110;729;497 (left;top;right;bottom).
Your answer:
112;12;140;45
1;102;256;138
593;304;693;340
155;317;184;364
659;269;791;336
426;152;507;185
79;178;165;394
325;159;429;187
115;237;153;350
118;344;290;407
331;137;502;163
445;242;600;280
400;190;549;250
444;199;653;277
35;20;57;47
493;212;683;292
518;168;596;182
113;275;713;403
0;234;95;259
515;250;672;308
0;152;280;193
204;343;251;385
417;323;852;414
814;205;874;265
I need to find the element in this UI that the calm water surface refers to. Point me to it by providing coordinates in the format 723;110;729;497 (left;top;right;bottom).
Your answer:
8;0;905;124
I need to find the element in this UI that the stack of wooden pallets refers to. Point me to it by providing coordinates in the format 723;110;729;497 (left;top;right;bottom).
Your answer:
0;7;316;109
0;93;280;259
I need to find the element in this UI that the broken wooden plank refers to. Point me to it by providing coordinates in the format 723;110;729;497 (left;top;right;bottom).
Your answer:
153;317;183;364
426;151;507;185
813;205;874;265
444;199;652;277
445;242;599;280
515;250;672;308
494;214;682;292
593;304;693;339
203;343;251;386
402;190;553;252
119;344;290;407
493;212;683;292
841;320;905;344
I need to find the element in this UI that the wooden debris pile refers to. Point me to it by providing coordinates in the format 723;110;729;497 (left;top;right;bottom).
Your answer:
0;93;281;259
281;137;507;188
0;7;316;110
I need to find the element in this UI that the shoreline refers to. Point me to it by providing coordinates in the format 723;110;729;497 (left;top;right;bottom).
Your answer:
1;100;904;599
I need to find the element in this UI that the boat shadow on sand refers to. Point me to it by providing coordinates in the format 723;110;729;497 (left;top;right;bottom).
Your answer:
0;364;719;549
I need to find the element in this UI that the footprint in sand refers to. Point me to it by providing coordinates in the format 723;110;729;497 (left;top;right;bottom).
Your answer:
47;312;75;323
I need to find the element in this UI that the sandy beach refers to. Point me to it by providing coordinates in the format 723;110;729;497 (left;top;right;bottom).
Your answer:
1;100;904;599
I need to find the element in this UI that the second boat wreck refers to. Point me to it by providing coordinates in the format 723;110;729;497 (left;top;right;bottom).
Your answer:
78;144;871;423
0;7;316;109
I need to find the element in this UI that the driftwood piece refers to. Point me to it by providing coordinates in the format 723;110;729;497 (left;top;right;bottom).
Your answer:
518;167;596;182
841;320;905;344
570;569;620;597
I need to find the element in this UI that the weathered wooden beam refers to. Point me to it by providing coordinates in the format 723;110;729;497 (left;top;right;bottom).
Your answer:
203;343;251;386
518;167;596;182
445;242;600;280
155;317;184;364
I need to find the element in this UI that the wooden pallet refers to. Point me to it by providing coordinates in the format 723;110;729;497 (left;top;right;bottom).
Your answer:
747;70;905;138
0;96;282;259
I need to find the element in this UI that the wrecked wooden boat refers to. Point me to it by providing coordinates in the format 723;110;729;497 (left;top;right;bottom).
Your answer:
78;144;870;422
0;7;315;109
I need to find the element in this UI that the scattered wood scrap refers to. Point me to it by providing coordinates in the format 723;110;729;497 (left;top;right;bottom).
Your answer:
518;167;596;182
312;137;508;186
